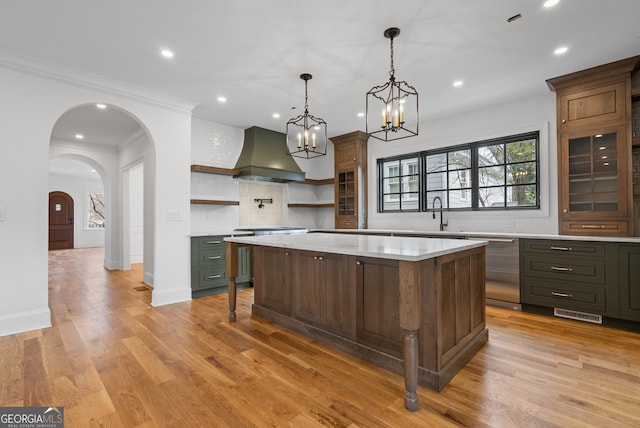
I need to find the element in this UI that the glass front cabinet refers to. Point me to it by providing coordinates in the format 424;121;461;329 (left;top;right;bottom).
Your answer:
548;56;639;237
559;126;631;235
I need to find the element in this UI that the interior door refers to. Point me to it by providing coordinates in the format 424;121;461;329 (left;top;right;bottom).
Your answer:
49;191;74;250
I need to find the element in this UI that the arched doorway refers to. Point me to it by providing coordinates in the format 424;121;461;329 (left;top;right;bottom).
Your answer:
48;103;155;285
48;191;74;250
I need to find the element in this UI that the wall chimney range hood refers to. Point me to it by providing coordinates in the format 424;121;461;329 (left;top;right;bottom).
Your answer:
233;126;305;182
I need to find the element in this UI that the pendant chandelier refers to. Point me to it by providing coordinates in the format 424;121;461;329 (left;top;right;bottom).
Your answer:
286;73;327;159
366;27;419;142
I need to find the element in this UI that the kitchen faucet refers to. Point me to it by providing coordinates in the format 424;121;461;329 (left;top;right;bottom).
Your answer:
432;196;448;231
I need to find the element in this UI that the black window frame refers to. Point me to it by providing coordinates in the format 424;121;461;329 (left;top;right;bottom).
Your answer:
377;154;421;213
377;131;540;213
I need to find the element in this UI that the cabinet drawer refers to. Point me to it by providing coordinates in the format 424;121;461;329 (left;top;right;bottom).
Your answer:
197;250;226;265
522;239;605;257
560;220;630;236
193;268;228;290
522;279;605;312
522;255;605;285
194;236;227;250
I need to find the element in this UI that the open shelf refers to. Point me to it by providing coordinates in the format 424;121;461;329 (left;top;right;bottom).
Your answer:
303;178;334;185
191;165;239;175
287;203;334;208
191;199;239;206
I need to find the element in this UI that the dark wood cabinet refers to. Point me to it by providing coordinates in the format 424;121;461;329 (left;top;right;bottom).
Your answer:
294;250;355;336
331;131;368;229
547;56;640;236
253;246;294;315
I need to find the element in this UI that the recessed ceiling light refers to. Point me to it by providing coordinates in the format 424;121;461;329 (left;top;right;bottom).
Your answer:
554;46;568;55
160;49;174;59
91;169;96;173
272;113;280;119
75;134;84;140
543;0;559;8
453;80;464;87
96;103;106;109
217;96;227;103
357;112;365;117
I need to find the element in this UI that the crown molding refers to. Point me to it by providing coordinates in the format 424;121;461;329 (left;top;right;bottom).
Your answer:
0;48;196;116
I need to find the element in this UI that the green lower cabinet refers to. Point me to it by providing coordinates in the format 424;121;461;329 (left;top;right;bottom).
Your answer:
191;235;253;298
520;239;640;330
618;244;640;322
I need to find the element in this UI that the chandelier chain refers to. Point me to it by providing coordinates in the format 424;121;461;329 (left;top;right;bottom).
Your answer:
389;36;395;79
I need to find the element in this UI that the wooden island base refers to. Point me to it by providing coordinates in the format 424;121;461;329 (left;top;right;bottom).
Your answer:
226;233;488;411
252;304;489;393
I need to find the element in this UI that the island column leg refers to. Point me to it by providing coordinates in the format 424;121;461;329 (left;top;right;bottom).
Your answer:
226;242;239;322
399;260;421;411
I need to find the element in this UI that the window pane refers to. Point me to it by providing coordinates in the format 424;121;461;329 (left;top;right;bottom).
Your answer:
426;153;446;172
88;193;105;229
426;172;447;190
479;166;505;186
478;144;504;166
448;169;472;189
383;161;399;178
507;185;537;207
448;190;472;208
478;187;505;208
506;139;536;163
507;162;536;184
426;192;447;209
448;150;471;170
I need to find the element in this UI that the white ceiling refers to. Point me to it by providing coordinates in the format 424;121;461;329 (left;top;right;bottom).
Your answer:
2;0;640;155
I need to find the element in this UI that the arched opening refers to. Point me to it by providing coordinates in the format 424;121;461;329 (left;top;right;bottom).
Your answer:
48;103;156;289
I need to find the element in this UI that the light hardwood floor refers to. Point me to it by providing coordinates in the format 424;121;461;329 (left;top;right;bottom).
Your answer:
1;247;639;427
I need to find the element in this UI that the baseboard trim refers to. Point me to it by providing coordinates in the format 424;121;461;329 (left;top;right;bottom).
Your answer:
0;308;51;337
151;287;191;307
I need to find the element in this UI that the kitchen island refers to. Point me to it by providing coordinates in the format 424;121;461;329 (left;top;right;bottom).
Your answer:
225;233;488;411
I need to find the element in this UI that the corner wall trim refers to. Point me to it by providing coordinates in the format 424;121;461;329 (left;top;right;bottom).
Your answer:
0;308;51;337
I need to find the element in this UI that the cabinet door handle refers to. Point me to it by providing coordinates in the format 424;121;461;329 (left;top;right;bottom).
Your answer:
551;291;573;298
285;252;290;256
581;225;604;229
550;246;572;251
356;261;362;265
551;266;573;272
207;240;222;244
208;274;222;279
208;255;222;260
314;256;324;261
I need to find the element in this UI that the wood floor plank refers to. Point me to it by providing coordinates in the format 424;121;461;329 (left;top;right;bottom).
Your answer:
2;247;639;427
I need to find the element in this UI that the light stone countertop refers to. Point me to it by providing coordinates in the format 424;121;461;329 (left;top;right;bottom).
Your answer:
224;232;486;262
311;229;640;243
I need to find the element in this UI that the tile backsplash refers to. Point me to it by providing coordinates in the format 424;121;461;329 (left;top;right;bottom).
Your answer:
239;181;284;226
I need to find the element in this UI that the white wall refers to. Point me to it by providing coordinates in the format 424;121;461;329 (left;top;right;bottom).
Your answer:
128;164;144;264
367;92;558;235
48;170;105;248
0;62;192;336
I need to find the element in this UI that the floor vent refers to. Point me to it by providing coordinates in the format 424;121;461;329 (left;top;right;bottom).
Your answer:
554;308;602;324
133;286;150;292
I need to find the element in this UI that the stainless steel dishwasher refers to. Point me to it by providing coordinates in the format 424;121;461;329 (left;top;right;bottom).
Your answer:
471;236;521;310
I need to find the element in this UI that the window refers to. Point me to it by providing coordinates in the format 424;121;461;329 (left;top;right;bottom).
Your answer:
377;131;539;212
87;193;105;229
379;156;420;211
